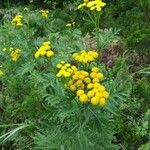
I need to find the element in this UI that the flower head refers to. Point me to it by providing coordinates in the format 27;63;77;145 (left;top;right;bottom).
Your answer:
40;10;49;17
67;67;109;106
78;0;106;11
72;50;99;63
34;41;54;59
10;48;21;61
11;14;23;26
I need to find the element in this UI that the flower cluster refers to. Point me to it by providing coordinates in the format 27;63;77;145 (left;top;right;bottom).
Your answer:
68;67;109;106
56;61;78;77
1;47;21;61
40;10;49;17
34;41;54;59
10;48;21;61
11;15;23;26
78;0;106;11
72;50;98;63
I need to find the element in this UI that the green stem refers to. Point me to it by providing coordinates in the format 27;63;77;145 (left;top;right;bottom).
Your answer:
87;11;101;50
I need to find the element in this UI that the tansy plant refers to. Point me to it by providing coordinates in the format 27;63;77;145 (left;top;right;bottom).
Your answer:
78;0;106;48
56;50;109;106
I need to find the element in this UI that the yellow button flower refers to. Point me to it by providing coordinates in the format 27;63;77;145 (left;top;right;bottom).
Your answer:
98;85;105;92
91;96;99;105
79;94;88;103
69;85;76;91
77;90;84;96
92;67;99;72
92;78;100;83
40;10;49;17
76;80;83;87
57;64;62;68
46;51;54;57
64;72;71;77
102;91;109;99
96;73;104;79
10;48;21;61
87;83;94;89
84;77;91;83
99;98;106;106
87;90;95;98
90;72;97;78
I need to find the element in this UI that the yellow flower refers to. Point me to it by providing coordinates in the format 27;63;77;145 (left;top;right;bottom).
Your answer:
96;73;104;79
65;63;71;67
92;88;98;93
46;51;54;57
11;14;23;26
90;72;97;78
99;98;106;106
92;78;100;83
79;84;85;90
72;74;79;80
87;90;95;98
77;90;84;96
102;91;109;99
10;48;21;61
56;62;74;78
57;64;62;68
93;83;100;88
35;52;40;59
78;74;85;80
79;94;88;103
64;71;71;77
71;66;78;71
72;53;78;58
98;85;105;92
87;83;93;89
84;77;91;83
95;93;103;98
40;10;49;17
67;68;73;73
76;80;83;87
91;96;99;105
81;71;89;77
69;85;76;91
92;67;99;72
56;73;61;77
